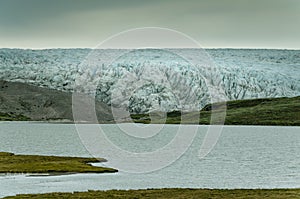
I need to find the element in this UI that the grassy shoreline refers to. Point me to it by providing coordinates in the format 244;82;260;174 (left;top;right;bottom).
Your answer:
0;152;117;175
1;152;299;198
4;188;300;199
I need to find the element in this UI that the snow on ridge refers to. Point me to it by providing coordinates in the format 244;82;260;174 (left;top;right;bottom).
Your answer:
0;48;299;113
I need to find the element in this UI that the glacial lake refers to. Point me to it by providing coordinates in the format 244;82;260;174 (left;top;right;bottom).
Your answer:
0;122;299;197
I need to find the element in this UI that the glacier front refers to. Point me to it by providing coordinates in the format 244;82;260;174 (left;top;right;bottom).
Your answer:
0;48;299;113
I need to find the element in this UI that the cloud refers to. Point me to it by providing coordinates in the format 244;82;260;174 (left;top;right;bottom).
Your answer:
0;0;299;49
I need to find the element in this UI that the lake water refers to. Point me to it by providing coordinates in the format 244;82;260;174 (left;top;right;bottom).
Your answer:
0;122;299;197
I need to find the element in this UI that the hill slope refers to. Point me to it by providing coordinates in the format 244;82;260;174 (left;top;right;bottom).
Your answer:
0;80;113;122
1;80;299;125
131;96;300;126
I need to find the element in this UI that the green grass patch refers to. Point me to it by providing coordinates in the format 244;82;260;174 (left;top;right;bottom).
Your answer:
0;152;117;174
130;96;300;126
4;188;300;199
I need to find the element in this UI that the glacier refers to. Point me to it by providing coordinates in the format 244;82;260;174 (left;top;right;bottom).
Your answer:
0;48;299;113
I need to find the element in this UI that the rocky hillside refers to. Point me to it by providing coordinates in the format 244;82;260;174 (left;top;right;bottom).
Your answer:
0;80;113;122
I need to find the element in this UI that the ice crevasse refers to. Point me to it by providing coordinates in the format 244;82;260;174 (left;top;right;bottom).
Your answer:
0;48;299;113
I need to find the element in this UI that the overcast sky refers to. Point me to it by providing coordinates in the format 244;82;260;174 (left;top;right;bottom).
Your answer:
0;0;299;49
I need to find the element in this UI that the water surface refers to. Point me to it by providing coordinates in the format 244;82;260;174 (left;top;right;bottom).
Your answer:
0;122;299;197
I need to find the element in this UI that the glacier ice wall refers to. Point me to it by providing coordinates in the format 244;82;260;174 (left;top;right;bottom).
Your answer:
0;48;299;113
